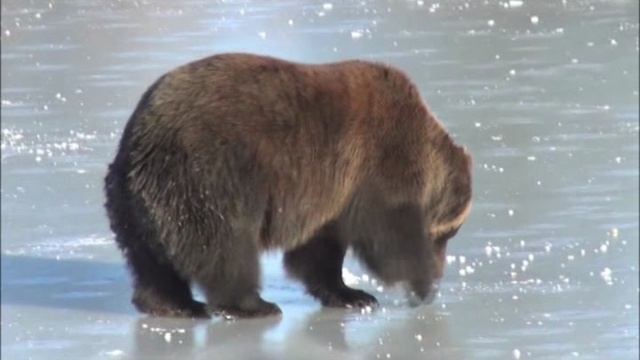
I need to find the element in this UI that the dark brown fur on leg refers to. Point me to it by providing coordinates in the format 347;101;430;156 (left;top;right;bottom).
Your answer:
105;152;208;319
118;224;209;318
284;222;378;308
195;226;281;319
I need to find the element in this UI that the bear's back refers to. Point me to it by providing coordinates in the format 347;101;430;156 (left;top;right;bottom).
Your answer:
124;53;458;248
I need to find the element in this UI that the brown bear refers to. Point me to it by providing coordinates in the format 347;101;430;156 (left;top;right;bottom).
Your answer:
104;53;472;319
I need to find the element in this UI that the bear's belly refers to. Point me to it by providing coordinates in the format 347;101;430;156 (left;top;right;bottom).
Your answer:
259;191;350;250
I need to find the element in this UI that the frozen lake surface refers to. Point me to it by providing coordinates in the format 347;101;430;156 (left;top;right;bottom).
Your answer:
1;0;638;359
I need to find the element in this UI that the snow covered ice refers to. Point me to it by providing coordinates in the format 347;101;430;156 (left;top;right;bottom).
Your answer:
2;0;638;359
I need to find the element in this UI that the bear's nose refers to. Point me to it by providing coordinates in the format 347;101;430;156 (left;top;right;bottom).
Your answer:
407;282;438;307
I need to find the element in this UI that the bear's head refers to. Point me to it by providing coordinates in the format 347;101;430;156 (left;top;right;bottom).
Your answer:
348;144;472;305
414;145;472;303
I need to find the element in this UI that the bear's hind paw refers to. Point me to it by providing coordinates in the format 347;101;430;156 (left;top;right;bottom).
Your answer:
211;297;282;319
133;296;211;319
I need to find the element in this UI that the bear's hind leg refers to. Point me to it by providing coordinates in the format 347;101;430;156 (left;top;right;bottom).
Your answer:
194;230;281;319
284;222;378;308
106;163;207;318
125;242;209;319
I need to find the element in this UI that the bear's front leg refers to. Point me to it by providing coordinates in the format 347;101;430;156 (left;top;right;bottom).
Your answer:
284;222;378;308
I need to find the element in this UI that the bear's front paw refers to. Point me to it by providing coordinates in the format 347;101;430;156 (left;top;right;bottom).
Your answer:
317;287;379;309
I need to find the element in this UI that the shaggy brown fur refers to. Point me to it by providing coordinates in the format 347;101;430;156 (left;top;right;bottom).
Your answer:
104;53;472;318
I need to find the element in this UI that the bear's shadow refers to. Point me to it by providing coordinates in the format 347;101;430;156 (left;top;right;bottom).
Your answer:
1;254;134;314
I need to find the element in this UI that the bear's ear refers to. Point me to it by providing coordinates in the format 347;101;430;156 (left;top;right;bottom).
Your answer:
457;145;473;172
463;146;472;167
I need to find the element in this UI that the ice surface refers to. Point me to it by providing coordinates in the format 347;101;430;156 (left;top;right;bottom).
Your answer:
2;0;639;359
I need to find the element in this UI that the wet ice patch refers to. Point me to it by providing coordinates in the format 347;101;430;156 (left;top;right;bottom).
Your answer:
508;0;523;7
1;128;26;160
5;276;68;286
52;291;109;299
360;305;373;314
102;349;125;357
513;348;521;359
1;126;98;165
600;267;613;285
342;267;363;286
3;234;112;260
1;99;24;108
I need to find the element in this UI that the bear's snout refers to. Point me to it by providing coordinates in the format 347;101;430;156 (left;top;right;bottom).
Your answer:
407;278;438;307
